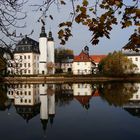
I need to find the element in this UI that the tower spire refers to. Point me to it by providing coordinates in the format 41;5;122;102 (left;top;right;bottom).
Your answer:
40;12;47;37
48;30;54;41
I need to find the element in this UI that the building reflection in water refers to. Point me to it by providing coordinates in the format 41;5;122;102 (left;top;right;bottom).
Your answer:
72;83;99;109
7;82;140;121
7;84;40;122
39;84;55;133
123;83;140;117
7;83;55;133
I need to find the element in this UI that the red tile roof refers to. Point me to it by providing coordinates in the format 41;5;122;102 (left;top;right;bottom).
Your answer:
75;96;92;106
73;51;93;62
92;89;100;97
74;51;106;63
90;55;106;63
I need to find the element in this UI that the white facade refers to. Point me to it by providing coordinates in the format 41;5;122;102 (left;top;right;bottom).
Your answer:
7;84;40;106
127;55;140;73
72;62;93;75
39;37;48;74
73;83;92;96
47;32;55;74
122;42;140;74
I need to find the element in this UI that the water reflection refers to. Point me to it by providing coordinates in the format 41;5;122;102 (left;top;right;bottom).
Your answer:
0;82;140;139
123;83;140;118
99;82;138;107
6;82;140;119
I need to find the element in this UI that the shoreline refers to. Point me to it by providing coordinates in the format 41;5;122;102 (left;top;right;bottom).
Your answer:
1;76;140;84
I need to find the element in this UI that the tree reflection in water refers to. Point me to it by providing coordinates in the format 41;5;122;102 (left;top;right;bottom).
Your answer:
0;84;11;111
99;82;139;107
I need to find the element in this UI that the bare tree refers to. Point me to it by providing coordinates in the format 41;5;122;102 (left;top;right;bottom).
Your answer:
0;0;27;48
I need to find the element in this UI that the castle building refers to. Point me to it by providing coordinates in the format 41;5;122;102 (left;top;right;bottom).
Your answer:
72;46;96;75
7;24;55;75
122;41;140;73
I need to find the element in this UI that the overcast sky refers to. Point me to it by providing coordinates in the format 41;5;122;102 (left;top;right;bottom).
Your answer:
17;0;137;55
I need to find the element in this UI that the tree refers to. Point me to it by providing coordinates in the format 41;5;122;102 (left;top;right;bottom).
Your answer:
0;56;6;74
32;0;140;47
46;62;55;74
55;47;74;70
99;82;138;107
1;0;139;50
0;0;27;48
98;51;137;75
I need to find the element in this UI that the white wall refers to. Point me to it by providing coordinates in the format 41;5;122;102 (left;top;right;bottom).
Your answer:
72;62;93;75
127;56;140;73
39;37;47;74
73;83;92;96
12;53;39;75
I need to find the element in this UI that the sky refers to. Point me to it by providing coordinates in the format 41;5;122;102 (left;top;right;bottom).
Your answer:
15;0;138;55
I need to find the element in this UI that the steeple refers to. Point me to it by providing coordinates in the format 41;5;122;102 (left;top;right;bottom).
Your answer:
39;12;47;38
40;26;47;37
84;46;89;55
48;31;54;41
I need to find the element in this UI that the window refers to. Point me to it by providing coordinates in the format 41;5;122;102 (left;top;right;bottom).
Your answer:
24;69;26;73
24;55;26;59
78;69;80;74
78;84;80;88
135;57;138;61
136;95;138;99
25;91;27;95
77;62;79;65
85;69;87;73
20;99;23;103
20;56;22;59
25;99;27;103
28;70;30;74
28;84;30;88
20;63;22;67
29;99;31;103
24;63;26;67
28;63;30;67
85;62;87;65
28;55;30;59
28;91;31;95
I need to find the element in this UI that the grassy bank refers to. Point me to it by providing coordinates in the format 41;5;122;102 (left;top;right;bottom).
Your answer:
1;74;140;84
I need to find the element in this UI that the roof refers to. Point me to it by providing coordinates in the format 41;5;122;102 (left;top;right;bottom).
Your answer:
14;36;40;54
122;35;140;51
73;51;94;63
92;89;100;97
15;104;40;122
75;95;92;109
90;55;106;63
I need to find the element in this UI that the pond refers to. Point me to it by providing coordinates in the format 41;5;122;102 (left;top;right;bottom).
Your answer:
0;82;140;140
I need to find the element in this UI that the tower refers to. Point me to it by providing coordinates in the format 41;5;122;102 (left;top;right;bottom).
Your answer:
48;84;55;125
47;31;55;74
40;84;48;133
39;24;48;75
